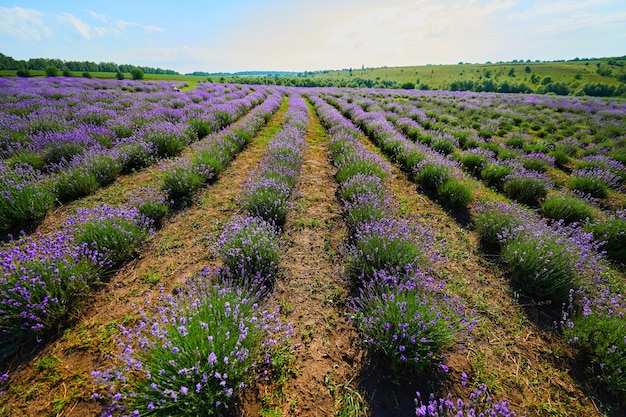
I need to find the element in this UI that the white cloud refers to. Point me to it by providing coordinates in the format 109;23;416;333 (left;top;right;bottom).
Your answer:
86;10;108;23
58;13;97;39
57;13;164;40
0;6;52;41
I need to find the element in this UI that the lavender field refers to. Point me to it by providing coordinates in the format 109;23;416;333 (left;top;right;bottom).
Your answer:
0;76;625;416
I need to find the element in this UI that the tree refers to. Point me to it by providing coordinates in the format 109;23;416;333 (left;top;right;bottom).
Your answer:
45;66;59;77
131;67;144;80
116;70;124;80
16;67;31;77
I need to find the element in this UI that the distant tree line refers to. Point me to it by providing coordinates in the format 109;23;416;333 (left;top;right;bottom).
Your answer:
0;53;178;75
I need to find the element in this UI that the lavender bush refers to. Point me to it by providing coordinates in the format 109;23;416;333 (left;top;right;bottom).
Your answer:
353;271;475;374
64;205;153;266
0;232;103;357
0;162;55;229
217;215;281;285
585;211;626;264
540;195;595;224
94;270;286;416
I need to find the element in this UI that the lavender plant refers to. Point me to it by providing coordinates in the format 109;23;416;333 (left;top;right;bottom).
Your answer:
0;162;55;229
64;205;153;266
0;232;102;357
436;179;473;209
502;173;548;206
585;211;626;264
94;270;286;416
53;167;99;203
217;215;281;285
348;217;441;283
540;195;595;224
352;271;474;374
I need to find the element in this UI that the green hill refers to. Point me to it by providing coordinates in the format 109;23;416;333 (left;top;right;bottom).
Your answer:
212;57;626;97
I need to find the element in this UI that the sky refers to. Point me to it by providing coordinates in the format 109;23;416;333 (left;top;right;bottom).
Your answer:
0;0;625;74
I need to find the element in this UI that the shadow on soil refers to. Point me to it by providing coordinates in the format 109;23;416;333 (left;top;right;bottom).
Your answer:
359;354;446;417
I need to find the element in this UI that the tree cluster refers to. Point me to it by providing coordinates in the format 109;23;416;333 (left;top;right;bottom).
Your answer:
0;53;177;75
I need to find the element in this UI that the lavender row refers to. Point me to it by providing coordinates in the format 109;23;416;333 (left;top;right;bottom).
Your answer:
304;93;511;415
239;93;308;227
157;90;284;206
321;92;475;210
0;204;154;359
381;92;625;208
94;93;302;416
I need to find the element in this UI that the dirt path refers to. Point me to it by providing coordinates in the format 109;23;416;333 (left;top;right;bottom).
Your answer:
242;104;364;416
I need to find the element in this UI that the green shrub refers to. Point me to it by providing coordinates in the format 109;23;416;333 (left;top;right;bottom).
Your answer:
131;67;144;80
146;133;186;159
73;216;150;266
5;152;46;170
336;160;388;184
415;163;449;190
585;217;626;264
88;155;123;186
437;179;473;209
161;164;205;202
481;164;513;188
564;313;626;401
459;152;487;176
501;236;577;302
549;150;572;167
541;196;595;224
54;168;99;203
503;136;525;148
503;176;548;206
0;165;55;228
522;157;550;173
398;148;426;171
431;139;455;155
45;66;59;77
45;142;84;165
568;176;608;198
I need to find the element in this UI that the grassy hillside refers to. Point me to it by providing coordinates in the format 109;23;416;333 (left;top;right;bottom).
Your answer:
210;57;626;96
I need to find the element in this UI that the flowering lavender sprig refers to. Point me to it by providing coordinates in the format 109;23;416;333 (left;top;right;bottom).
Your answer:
415;383;516;416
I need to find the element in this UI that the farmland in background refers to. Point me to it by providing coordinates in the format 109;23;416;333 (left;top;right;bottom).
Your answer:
0;75;624;416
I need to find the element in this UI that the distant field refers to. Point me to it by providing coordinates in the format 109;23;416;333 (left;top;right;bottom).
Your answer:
308;60;618;85
0;70;207;89
3;56;626;96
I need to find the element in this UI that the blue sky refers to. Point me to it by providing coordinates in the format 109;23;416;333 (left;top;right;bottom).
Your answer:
1;0;625;74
